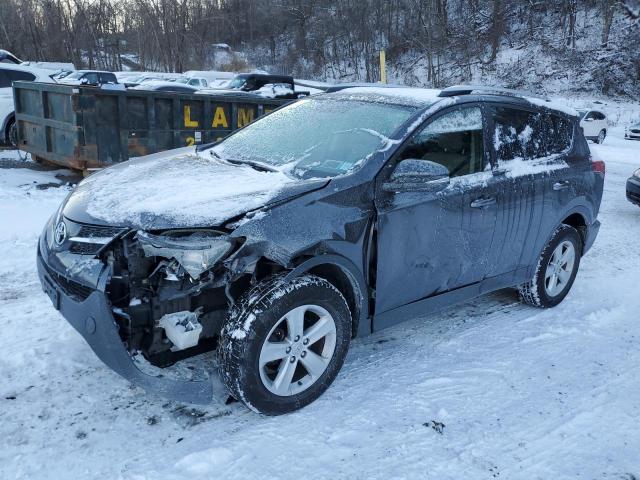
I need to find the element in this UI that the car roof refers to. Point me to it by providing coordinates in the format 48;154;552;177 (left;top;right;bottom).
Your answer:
325;87;443;107
0;62;56;79
76;70;114;74
132;80;198;90
324;85;579;117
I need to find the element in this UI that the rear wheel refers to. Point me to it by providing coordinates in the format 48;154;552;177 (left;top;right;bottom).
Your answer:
6;118;17;147
519;224;582;308
595;129;606;144
219;274;351;415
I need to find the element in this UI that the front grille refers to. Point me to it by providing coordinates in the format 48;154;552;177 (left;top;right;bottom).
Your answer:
42;256;94;301
630;129;640;134
67;223;126;256
77;225;125;238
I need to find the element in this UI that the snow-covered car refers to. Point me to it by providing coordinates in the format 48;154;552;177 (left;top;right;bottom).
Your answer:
0;49;22;64
0;63;57;146
626;169;640;207
173;76;209;88
37;86;604;415
130;80;199;93
624;122;640;140
57;70;119;87
578;109;608;144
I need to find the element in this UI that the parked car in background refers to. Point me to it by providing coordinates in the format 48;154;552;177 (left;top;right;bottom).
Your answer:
37;85;604;415
184;70;235;88
58;70;119;87
119;72;184;87
0;49;22;64
625;122;640;140
130;80;199;93
226;73;295;92
0;63;57;146
173;76;208;88
627;169;640;207
578;109;608;144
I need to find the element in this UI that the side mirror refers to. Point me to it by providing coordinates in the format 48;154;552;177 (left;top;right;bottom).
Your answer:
383;159;450;193
80;77;89;85
584;117;594;122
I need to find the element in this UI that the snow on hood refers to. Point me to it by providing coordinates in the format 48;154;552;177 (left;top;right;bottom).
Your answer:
63;148;325;230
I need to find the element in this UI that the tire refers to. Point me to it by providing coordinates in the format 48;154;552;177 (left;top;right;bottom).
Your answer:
595;129;606;144
7;119;17;147
219;274;351;415
518;224;582;308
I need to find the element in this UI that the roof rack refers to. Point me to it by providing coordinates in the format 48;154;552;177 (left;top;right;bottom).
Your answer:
438;84;550;102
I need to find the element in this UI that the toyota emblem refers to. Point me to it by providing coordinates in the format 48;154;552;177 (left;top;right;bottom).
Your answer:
54;221;67;246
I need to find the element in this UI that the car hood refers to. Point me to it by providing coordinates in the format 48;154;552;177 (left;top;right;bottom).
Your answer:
62;147;328;230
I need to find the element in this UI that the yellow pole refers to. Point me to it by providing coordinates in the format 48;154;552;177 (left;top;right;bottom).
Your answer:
380;49;387;84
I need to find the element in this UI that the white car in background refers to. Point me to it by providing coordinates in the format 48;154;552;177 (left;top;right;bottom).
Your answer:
172;76;209;88
578;109;608;144
625;122;640;141
1;63;57;147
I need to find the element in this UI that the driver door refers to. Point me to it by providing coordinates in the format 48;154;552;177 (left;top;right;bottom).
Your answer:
373;105;499;319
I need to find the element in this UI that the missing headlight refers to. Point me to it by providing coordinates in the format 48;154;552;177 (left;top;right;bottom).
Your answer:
137;230;233;279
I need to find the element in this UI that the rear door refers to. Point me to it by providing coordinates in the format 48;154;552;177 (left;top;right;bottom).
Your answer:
374;104;499;314
484;104;548;279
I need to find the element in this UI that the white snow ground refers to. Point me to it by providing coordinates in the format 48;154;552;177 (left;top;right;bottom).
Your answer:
0;129;639;480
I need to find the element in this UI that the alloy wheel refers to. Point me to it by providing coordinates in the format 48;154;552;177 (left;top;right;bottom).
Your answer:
258;304;337;396
544;240;576;297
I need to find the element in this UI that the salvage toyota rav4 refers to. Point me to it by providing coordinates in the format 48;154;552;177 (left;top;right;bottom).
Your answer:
38;85;604;415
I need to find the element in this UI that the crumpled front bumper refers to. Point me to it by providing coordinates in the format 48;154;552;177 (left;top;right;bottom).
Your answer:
37;244;228;406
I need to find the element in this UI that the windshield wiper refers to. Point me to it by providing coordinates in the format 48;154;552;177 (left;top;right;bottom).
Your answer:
224;158;279;173
207;148;278;173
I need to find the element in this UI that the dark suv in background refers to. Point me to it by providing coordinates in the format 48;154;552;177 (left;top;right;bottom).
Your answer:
37;85;604;415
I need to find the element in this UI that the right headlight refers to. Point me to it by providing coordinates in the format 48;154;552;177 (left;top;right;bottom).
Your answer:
137;230;233;279
634;168;640;179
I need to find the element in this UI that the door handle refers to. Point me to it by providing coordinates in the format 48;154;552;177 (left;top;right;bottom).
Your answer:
470;197;496;209
553;181;571;191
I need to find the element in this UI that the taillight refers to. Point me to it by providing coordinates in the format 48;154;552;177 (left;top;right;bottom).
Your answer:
592;158;605;176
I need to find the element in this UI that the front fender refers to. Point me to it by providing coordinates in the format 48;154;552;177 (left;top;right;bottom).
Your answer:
284;254;370;338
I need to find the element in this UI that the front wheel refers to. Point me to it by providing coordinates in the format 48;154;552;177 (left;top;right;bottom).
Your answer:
219;274;351;415
595;129;606;144
518;224;582;308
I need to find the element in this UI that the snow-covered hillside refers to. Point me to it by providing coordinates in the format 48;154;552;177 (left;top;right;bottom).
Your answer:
1;127;639;479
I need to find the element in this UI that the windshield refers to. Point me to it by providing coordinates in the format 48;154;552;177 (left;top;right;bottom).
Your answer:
66;71;86;79
578;110;587;118
209;98;417;179
228;76;248;89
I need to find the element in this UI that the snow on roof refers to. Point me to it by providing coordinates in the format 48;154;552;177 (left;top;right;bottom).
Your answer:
332;87;443;106
525;96;578;117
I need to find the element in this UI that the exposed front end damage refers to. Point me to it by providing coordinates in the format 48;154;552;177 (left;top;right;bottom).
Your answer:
36;220;231;404
106;229;236;368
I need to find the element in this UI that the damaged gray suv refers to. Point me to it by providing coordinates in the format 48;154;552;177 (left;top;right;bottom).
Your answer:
38;85;604;415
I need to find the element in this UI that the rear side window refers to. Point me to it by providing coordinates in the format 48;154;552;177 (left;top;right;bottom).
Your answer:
401;106;485;177
539;114;573;155
100;73;117;84
493;106;572;161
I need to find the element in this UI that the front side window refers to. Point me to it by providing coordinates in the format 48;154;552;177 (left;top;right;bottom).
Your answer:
211;98;419;179
84;73;98;84
400;106;485;177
